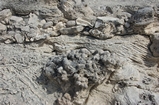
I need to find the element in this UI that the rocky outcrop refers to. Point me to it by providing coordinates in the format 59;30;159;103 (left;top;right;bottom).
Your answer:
0;0;159;105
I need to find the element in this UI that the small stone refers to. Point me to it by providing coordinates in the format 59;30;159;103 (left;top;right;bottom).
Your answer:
54;22;65;30
49;31;60;37
14;33;24;43
42;21;53;29
21;26;30;33
9;16;23;24
28;13;39;27
76;17;92;27
150;33;159;57
38;19;46;28
97;16;120;24
0;9;12;20
0;23;6;34
66;20;76;27
59;26;84;35
124;22;130;28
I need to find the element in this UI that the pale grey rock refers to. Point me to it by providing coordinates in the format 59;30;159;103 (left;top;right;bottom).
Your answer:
76;17;93;27
59;26;84;35
42;21;53;29
28;13;39;28
9;16;23;24
39;6;62;19
58;1;77;19
14;33;24;43
66;20;76;27
0;9;12;21
47;30;60;37
90;22;115;39
54;22;66;31
0;23;6;34
97;16;120;24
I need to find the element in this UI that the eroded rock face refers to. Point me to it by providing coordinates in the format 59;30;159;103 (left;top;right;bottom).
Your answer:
0;0;159;105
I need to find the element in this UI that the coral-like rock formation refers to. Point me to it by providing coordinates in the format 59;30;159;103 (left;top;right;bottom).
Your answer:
0;0;159;105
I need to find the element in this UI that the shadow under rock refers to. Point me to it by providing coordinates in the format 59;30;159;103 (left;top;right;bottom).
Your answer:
36;68;62;94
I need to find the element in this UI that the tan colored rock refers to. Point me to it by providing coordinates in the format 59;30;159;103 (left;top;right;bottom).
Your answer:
144;22;159;35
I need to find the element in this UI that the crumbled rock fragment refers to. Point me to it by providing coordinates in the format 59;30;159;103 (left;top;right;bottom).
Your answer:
14;33;24;43
66;20;76;27
0;9;12;21
89;22;115;39
76;17;93;27
9;16;23;24
42;21;53;29
56;93;73;105
57;1;77;19
28;13;39;28
97;16;120;25
144;22;159;35
59;26;84;35
39;6;62;19
0;23;6;34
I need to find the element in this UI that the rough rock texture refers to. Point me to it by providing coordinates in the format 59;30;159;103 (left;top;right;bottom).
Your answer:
0;0;159;105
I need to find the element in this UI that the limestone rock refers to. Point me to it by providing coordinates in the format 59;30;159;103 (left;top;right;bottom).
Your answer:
0;23;6;34
39;6;63;19
66;20;76;27
57;1;77;19
76;17;93;27
9;16;23;24
28;13;39;28
0;9;12;21
150;33;159;57
97;16;120;24
14;33;24;43
59;26;84;35
90;22;116;39
42;21;53;29
132;7;154;26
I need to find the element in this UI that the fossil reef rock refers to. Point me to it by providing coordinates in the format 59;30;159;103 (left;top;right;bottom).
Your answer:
0;0;159;105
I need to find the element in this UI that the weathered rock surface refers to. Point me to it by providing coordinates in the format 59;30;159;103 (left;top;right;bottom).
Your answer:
0;0;159;105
